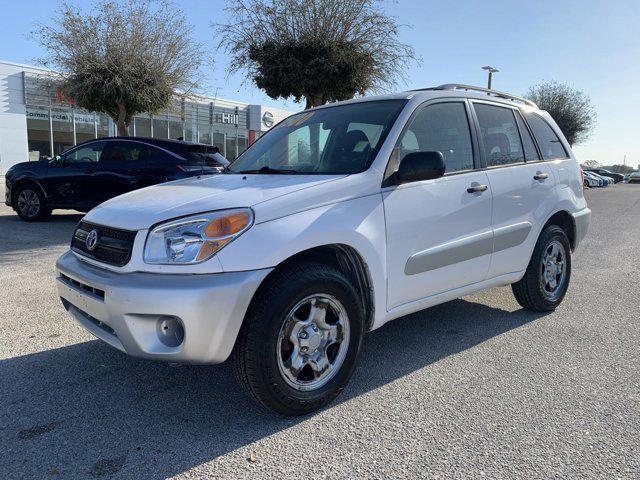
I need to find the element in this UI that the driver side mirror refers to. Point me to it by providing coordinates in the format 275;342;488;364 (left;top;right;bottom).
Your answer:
395;151;446;184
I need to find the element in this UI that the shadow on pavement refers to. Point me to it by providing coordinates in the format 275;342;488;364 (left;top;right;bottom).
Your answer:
0;210;82;262
0;298;546;478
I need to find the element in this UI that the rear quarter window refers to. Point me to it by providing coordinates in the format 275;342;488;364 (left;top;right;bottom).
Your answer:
184;145;229;167
526;113;568;160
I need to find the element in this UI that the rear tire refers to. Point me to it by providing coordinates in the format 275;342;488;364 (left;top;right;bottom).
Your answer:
231;262;364;416
14;184;51;222
512;225;572;312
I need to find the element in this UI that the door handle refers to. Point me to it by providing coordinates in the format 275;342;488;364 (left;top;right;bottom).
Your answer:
467;183;488;193
534;172;549;181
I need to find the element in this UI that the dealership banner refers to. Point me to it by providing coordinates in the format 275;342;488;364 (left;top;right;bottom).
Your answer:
26;107;96;125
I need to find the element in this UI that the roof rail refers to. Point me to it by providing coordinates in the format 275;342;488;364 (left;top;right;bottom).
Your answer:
413;84;538;108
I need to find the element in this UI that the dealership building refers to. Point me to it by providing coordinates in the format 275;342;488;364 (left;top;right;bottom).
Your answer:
0;60;295;175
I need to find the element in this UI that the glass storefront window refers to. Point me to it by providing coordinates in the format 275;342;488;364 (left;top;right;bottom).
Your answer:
212;131;225;156
23;74;256;162
75;109;96;145
226;135;237;160
153;114;169;139
51;108;74;155
183;103;196;142
26;108;51;159
134;115;151;138
238;135;248;155
198;128;211;145
169;115;183;140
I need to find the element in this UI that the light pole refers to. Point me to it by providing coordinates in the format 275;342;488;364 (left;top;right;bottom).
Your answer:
482;66;499;90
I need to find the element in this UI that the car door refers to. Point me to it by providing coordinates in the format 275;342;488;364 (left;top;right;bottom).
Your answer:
471;102;557;278
45;141;106;208
89;140;149;204
143;143;184;184
383;100;493;310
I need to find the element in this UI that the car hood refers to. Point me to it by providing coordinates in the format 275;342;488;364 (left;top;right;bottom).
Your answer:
84;173;347;230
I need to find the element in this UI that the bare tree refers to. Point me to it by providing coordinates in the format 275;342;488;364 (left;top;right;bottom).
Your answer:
525;81;596;146
217;0;418;109
35;0;203;135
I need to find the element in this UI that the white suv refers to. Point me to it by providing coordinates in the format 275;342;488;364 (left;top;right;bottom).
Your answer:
56;84;590;415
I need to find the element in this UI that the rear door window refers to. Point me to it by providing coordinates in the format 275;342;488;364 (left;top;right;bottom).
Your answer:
525;113;568;160
184;145;230;167
473;103;524;167
101;141;146;163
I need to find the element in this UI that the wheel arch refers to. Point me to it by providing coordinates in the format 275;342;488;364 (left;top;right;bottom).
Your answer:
542;210;576;251
248;244;376;332
11;177;48;204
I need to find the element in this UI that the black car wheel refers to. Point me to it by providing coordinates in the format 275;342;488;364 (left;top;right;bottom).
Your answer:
14;185;51;222
512;225;572;311
231;262;365;416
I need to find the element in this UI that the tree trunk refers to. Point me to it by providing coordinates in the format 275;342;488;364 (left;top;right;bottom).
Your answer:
304;93;326;109
115;102;130;136
116;121;129;136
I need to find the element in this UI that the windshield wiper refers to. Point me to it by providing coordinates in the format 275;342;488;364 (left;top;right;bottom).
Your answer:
238;166;300;174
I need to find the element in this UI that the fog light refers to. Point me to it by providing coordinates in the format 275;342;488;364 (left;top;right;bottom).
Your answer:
156;316;185;347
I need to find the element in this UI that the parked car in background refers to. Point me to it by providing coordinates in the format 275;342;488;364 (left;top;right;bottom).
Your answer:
56;84;590;415
4;138;229;221
582;169;599;188
583;171;605;187
628;171;640;183
584;168;624;183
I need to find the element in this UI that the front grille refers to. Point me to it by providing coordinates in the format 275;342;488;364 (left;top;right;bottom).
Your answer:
71;221;137;267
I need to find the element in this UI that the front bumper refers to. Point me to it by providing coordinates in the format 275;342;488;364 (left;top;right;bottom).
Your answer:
572;208;591;249
56;251;272;364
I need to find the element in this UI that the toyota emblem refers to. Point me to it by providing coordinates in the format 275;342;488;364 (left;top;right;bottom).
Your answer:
85;229;99;251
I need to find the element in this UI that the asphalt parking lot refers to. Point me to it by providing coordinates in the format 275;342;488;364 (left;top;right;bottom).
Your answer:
1;183;638;479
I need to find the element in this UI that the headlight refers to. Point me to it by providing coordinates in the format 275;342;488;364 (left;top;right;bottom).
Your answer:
144;208;253;264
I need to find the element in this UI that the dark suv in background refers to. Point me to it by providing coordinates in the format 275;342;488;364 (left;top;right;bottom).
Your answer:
4;137;228;221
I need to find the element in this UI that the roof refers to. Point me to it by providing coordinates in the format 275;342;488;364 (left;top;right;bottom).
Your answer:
75;136;213;150
307;84;539;112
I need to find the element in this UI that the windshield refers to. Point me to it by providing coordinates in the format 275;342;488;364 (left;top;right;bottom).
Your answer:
229;100;407;174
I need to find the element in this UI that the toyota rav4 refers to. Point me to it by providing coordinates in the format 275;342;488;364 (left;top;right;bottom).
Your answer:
56;84;591;415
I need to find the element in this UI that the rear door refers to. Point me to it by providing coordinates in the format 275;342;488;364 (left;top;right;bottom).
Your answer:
383;100;493;310
88;140;149;204
471;101;557;278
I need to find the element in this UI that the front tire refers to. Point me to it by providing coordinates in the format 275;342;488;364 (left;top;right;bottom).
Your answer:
512;225;572;311
14;185;51;222
231;262;364;416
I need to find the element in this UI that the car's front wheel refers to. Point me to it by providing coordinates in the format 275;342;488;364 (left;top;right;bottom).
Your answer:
231;262;364;416
512;224;572;311
14;184;51;222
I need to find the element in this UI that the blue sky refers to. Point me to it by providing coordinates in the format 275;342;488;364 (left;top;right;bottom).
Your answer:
1;0;638;166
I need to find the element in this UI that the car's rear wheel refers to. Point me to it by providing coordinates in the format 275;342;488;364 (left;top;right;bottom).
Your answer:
512;224;572;312
231;262;364;416
14;184;51;222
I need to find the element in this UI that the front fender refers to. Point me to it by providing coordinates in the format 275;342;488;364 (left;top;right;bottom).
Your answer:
217;194;388;328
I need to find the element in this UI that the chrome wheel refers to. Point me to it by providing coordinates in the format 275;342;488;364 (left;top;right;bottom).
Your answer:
17;189;40;218
276;294;350;391
540;239;567;301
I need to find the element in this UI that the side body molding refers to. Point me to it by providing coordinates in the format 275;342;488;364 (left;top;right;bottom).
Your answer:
405;222;532;276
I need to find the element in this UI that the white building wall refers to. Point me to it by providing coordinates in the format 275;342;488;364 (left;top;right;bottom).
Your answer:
0;62;30;175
